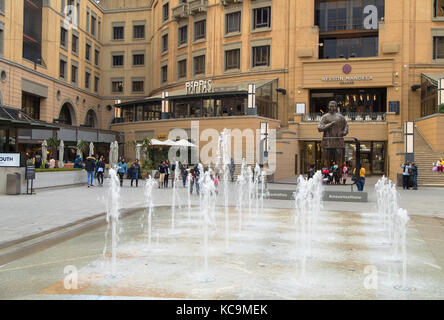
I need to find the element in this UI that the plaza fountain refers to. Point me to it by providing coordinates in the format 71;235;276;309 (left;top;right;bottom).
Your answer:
144;175;157;247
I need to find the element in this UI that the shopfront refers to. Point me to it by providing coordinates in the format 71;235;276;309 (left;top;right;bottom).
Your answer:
300;140;386;175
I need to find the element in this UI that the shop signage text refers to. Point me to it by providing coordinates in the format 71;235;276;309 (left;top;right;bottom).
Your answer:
0;153;20;167
321;75;374;85
185;80;214;95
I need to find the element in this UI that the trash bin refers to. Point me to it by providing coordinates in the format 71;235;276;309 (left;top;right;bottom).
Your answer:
6;173;21;195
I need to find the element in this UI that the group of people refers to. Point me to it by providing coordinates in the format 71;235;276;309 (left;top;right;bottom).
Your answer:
401;161;418;190
116;158;142;187
435;158;444;172
307;161;366;192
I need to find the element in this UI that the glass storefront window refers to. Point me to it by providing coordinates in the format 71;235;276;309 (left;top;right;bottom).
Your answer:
310;88;387;115
220;97;246;116
372;142;385;174
421;75;438;117
0;128;17;153
22;93;41;120
0;128;6;152
256;80;278;119
320;35;378;59
173;103;188;119
202;99;215;117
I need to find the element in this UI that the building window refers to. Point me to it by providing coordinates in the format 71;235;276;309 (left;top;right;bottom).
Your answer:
193;55;205;75
133;54;145;66
178;59;187;79
98;19;101;40
0;28;3;56
253;7;271;29
252;45;270;67
72;34;78;54
60;27;67;48
433;36;444;60
161;65;168;83
59;59;67;79
178;25;188;46
162;34;168;53
132;80;144;93
0;0;5;14
435;0;444;18
113;26;124;40
86;9;90;32
23;0;43;63
91;15;96;37
85;71;91;89
162;3;169;22
112;55;124;67
133;25;145;39
71;64;78;84
94;49;100;66
225;49;240;70
226;11;241;34
194;20;206;41
22;92;40;120
94;76;99;93
112;80;124;93
85;43;91;61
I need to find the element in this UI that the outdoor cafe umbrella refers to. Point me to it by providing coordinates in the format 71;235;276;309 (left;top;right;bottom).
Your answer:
175;139;197;147
58;140;64;168
41;140;48;166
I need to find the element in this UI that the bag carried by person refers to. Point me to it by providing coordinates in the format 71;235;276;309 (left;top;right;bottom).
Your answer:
154;171;160;179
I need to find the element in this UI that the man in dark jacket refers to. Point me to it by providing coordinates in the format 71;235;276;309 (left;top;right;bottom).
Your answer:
158;161;166;188
411;162;418;190
85;156;96;187
180;162;187;187
171;161;176;188
130;159;142;187
194;164;201;194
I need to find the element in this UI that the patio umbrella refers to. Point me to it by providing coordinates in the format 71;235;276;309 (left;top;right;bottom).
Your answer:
58;140;64;168
89;142;94;157
41;140;48;166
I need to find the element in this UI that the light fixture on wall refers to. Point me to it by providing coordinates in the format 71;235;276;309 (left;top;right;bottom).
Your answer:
276;88;287;95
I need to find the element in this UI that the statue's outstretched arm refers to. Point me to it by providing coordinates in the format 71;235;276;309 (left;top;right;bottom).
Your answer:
343;122;349;136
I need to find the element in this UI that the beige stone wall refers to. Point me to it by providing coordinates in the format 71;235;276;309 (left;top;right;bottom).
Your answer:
416;114;444;152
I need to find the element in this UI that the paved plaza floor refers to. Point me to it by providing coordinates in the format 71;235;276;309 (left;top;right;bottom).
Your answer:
0;176;443;247
0;175;443;299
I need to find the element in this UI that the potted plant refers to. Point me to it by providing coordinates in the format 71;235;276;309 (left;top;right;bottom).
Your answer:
47;136;59;159
439;103;444;113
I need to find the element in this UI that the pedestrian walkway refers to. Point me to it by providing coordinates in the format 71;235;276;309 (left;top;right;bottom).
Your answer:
0;177;443;247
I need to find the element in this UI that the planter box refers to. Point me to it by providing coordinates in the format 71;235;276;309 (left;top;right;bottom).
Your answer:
31;170;87;189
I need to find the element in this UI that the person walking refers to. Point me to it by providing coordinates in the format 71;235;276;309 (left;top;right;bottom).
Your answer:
164;160;170;188
158;161;166;188
49;157;56;169
96;156;105;187
171;161;176;188
117;158;127;187
130;159;142;187
411;162;418;190
194;164;201;194
307;163;315;179
180;162;188;187
401;161;411;190
74;155;83;168
229;158;235;182
353;166;366;192
189;168;195;194
341;162;349;185
438;158;444;173
85;155;96;187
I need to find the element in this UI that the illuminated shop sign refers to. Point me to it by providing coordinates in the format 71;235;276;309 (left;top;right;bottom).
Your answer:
185;80;214;95
0;153;20;167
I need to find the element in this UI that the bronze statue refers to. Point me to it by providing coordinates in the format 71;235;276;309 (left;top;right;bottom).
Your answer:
318;101;349;167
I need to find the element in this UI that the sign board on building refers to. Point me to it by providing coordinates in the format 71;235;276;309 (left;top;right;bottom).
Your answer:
185;80;214;95
389;101;400;115
0;153;21;167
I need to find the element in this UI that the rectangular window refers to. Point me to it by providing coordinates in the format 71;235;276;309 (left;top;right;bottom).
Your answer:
193;55;205;75
133;54;145;66
91;15;96;36
0;28;3;56
252;45;270;67
132;80;144;93
21;93;40;120
94;76;99;93
112;55;124;67
94;49;100;66
162;34;168;52
225;49;240;70
178;59;187;79
178;25;188;46
162;3;169;22
71;64;77;84
433;36;444;60
161;65;168;83
226;11;241;34
194;20;206;41
60;27;67;48
98;19;101;40
253;7;271;29
85;71;91;89
112;80;124;93
133;25;145;39
0;0;4;14
436;0;444;17
72;34;78;54
113;26;124;40
59;59;66;79
86;10;90;33
85;43;91;61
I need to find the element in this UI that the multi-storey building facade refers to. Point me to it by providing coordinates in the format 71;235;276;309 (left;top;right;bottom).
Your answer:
2;0;444;183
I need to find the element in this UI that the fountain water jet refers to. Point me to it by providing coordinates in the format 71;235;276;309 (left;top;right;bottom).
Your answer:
144;175;157;247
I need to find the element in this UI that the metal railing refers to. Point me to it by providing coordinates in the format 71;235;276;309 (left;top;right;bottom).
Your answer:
302;112;386;122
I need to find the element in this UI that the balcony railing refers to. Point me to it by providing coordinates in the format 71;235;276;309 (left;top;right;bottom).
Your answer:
188;0;208;14
172;3;189;20
303;112;386;122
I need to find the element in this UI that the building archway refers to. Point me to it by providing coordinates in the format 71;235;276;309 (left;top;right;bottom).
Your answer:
57;100;77;126
84;108;98;128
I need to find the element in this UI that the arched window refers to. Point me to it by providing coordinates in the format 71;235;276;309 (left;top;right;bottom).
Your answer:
59;102;73;125
85;109;98;128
